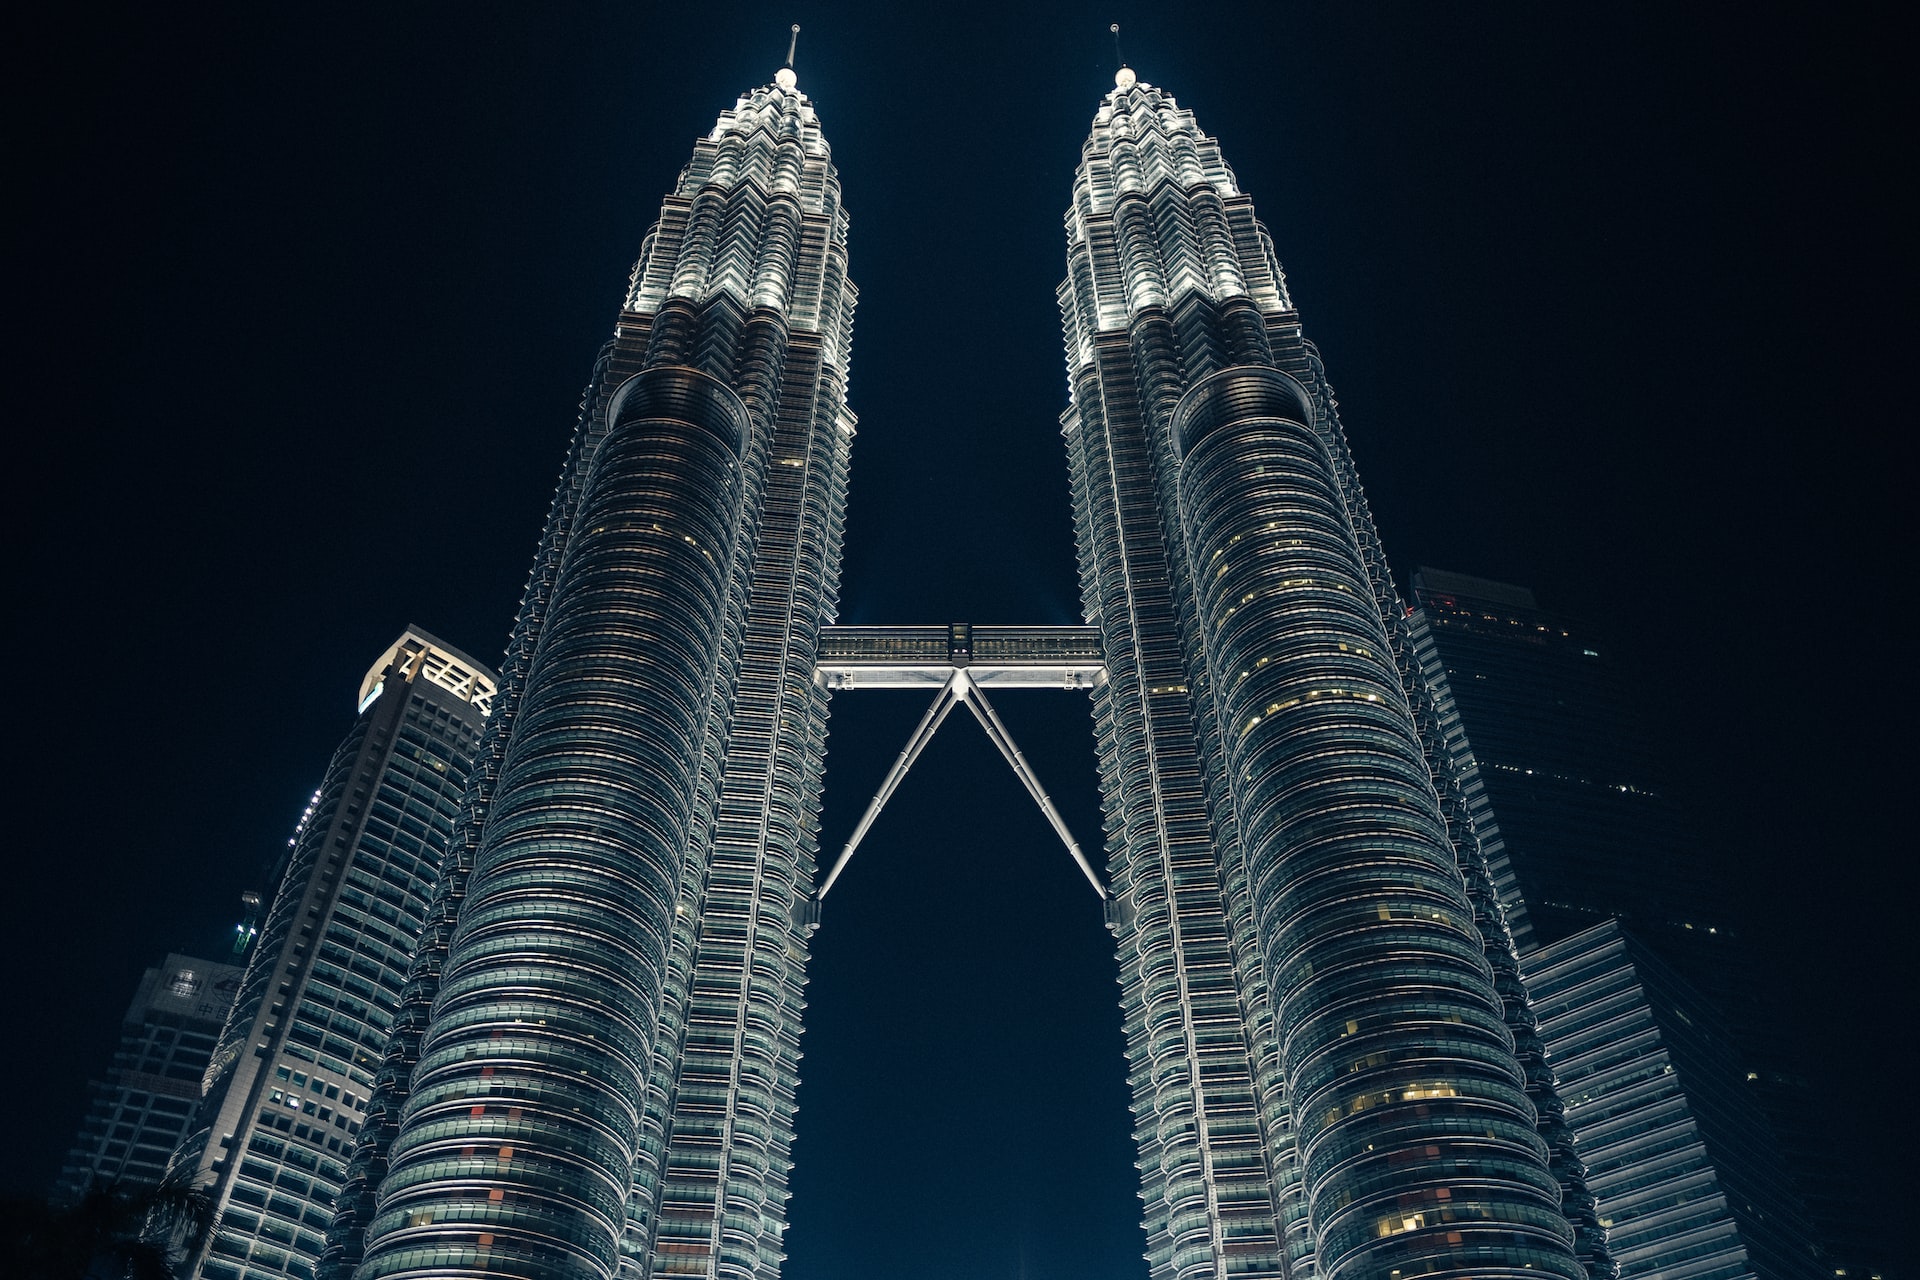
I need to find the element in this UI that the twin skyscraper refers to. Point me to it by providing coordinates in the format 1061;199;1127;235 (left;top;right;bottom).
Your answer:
182;62;1615;1280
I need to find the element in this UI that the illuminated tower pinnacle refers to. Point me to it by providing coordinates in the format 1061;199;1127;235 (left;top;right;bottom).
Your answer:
319;67;854;1280
1058;70;1607;1279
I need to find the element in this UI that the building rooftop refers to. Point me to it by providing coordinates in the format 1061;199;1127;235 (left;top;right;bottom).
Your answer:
357;625;498;717
1412;566;1541;611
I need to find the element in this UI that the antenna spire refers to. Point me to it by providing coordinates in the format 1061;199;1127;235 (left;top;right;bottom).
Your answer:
775;24;801;90
1110;24;1136;89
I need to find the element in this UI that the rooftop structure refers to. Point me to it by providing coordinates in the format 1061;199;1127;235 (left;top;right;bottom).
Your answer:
354;628;496;719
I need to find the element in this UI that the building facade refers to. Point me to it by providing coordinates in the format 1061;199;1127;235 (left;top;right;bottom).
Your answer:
1404;569;1838;1278
1402;569;1728;964
177;628;496;1280
53;955;242;1204
1056;70;1606;1280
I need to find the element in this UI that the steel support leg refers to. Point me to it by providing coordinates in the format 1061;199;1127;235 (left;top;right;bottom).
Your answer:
959;677;1107;900
817;676;962;900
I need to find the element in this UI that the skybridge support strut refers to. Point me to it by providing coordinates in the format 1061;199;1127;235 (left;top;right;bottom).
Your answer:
811;627;1111;911
817;676;962;900
958;676;1107;900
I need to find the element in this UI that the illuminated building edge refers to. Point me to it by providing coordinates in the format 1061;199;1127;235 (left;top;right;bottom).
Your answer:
177;628;496;1280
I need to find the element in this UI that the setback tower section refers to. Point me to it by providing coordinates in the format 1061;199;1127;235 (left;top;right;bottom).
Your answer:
1404;569;1826;1278
1526;922;1824;1280
321;67;854;1280
1059;70;1600;1280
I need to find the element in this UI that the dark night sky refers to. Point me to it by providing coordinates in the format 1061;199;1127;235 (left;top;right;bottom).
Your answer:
8;2;1912;1274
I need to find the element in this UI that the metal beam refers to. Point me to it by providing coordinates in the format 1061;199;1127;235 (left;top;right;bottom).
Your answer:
956;675;1108;900
815;660;1108;907
816;676;962;900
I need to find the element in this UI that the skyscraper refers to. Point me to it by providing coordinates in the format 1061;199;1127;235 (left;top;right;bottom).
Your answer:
320;61;855;1280
1526;922;1823;1280
1402;569;1727;964
1055;69;1601;1280
1404;569;1836;1277
53;955;242;1204
316;61;1614;1280
178;628;496;1280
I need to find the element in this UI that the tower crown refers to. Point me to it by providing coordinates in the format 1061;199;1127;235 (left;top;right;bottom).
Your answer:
357;624;497;716
626;79;853;359
1061;75;1291;359
1081;79;1239;211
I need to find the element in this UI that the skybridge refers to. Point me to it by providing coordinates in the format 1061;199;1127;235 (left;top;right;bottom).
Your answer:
812;624;1114;910
814;623;1105;690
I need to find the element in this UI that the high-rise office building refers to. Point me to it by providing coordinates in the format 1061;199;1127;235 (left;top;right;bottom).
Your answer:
1402;569;1728;965
1404;569;1841;1277
1055;70;1603;1280
53;955;242;1204
314;62;1614;1280
177;628;496;1280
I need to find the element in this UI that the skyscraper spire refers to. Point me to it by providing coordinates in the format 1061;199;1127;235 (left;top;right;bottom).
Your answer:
777;25;800;91
1111;26;1136;89
1059;71;1603;1279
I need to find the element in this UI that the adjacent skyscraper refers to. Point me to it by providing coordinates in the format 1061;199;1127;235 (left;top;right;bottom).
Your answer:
53;955;242;1204
1402;569;1730;966
178;628;496;1280
1526;922;1823;1280
1404;569;1834;1278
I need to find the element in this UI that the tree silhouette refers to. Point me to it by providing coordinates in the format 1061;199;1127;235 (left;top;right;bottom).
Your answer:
0;1169;214;1280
